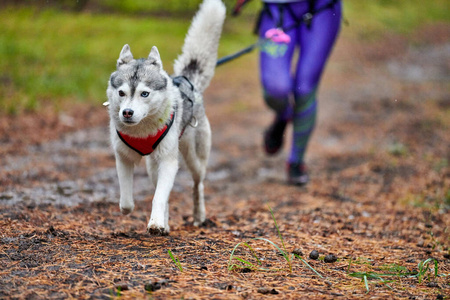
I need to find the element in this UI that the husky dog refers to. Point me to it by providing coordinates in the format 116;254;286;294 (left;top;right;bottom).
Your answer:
106;0;226;235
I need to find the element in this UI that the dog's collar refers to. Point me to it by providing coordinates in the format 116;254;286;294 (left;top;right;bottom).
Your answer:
117;112;175;156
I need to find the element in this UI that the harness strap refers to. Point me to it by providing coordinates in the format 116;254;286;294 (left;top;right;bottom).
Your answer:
306;0;316;27
277;4;284;28
172;75;195;138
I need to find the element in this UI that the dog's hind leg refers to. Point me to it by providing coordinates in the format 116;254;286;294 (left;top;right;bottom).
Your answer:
181;119;211;226
116;154;135;215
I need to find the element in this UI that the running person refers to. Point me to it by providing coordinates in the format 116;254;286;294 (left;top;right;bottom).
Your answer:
234;0;342;185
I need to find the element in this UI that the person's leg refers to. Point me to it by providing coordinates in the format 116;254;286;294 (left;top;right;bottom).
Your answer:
288;0;342;175
259;3;299;154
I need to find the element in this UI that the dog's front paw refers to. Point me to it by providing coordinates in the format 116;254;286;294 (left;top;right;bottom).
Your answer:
120;203;134;215
147;225;169;236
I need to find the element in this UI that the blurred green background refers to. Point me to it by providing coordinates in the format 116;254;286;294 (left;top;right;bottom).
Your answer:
0;0;448;114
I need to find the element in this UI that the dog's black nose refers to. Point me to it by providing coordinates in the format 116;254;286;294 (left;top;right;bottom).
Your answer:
122;109;134;119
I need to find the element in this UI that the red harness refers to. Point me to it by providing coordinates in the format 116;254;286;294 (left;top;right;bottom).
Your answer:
117;112;175;156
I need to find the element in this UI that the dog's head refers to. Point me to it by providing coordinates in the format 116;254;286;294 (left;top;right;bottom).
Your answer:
107;44;171;128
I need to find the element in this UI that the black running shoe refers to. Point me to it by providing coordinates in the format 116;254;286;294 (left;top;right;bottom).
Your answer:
263;118;287;155
287;163;309;186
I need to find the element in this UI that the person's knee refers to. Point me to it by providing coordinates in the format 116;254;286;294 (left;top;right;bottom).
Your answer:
263;94;288;113
294;83;317;106
263;80;292;110
263;84;293;113
263;77;291;98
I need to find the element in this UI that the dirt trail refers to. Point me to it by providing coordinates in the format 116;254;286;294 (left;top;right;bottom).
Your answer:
0;25;449;299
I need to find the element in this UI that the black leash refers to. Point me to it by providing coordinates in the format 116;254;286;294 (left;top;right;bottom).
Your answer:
216;0;338;67
216;42;260;66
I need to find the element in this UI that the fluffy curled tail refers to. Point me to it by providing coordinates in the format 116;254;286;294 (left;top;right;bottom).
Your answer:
173;0;226;93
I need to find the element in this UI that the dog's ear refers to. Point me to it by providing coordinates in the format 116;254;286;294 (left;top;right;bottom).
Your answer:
117;44;133;67
148;46;163;68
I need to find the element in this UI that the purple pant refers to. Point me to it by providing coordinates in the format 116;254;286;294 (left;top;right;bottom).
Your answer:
259;0;341;164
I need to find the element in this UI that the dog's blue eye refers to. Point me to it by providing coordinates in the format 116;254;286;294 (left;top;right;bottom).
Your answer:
141;91;150;98
118;90;125;97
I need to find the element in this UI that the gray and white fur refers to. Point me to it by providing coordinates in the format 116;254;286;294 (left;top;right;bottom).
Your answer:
106;0;226;235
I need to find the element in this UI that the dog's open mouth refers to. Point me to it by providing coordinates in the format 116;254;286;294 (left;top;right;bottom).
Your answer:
121;119;137;126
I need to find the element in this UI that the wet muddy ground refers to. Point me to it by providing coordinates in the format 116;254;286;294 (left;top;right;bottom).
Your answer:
1;25;449;299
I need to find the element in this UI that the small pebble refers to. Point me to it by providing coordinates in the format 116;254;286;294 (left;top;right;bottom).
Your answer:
257;287;278;295
114;283;129;291
270;288;279;295
426;282;439;288
144;282;161;292
292;248;303;256
324;254;338;263
46;226;56;235
0;192;14;200
201;218;217;228
309;250;319;260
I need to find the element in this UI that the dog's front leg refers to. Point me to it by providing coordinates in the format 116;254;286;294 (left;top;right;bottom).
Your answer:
116;154;135;215
147;157;178;236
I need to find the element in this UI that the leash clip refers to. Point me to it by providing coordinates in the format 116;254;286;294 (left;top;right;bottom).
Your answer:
189;116;198;128
302;12;313;26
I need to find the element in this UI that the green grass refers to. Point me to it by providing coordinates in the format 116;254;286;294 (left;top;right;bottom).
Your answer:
0;0;448;114
101;0;202;15
347;258;446;292
343;0;449;38
402;186;450;212
168;249;183;272
227;206;294;272
228;205;322;278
